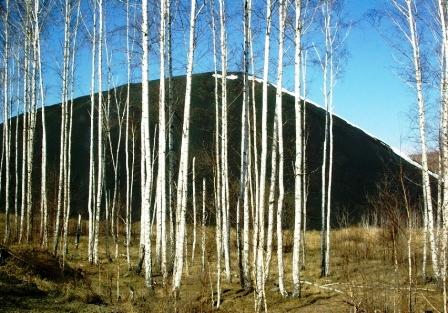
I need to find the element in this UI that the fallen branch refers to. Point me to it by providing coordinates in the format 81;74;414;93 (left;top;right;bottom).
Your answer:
300;280;344;294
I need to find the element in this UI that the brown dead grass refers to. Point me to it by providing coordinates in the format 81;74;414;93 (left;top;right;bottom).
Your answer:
0;217;444;312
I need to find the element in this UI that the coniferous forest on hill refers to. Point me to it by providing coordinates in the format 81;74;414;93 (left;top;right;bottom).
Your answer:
0;0;447;312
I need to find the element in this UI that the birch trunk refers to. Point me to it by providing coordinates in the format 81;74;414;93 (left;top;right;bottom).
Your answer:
94;0;104;265
192;157;197;264
141;0;153;288
156;0;168;282
54;0;71;254
217;0;231;282
167;0;175;254
301;51;308;267
257;0;272;309
275;0;287;297
201;178;206;271
215;177;222;308
437;0;448;306
125;0;132;270
3;0;10;244
64;0;81;262
172;0;198;293
87;0;97;264
404;0;439;277
239;0;251;288
19;33;28;244
36;1;48;248
26;1;37;244
265;114;277;279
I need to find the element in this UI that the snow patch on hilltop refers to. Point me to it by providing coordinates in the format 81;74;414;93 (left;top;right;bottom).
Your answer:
212;73;238;80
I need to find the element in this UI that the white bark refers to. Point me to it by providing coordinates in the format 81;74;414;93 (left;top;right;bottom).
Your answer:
64;0;81;263
201;178;206;271
239;0;250;289
141;0;153;288
437;0;448;308
156;0;168;283
217;0;231;282
257;0;272;309
87;0;97;264
192;157;197;264
125;0;131;268
35;0;48;248
275;0;287;297
265;110;277;279
301;51;308;267
392;0;440;278
19;33;28;244
172;0;199;293
26;0;37;244
215;177;222;308
407;0;439;279
209;0;221;305
3;0;10;244
167;0;175;254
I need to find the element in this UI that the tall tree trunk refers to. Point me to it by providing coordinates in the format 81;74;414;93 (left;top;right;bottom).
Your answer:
275;0;287;297
36;1;48;248
94;0;104;265
217;0;231;282
257;0;272;309
191;157;197;264
141;0;153;288
125;0;132;270
172;0;198;293
87;0;97;264
167;0;175;255
3;0;10;244
201;178;206;271
156;0;168;283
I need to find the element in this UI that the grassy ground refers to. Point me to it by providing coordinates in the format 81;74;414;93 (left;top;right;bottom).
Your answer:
0;219;444;312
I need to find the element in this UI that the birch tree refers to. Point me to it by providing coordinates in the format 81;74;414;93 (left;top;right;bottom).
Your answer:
256;0;273;309
53;0;72;255
64;0;81;262
390;0;440;278
26;0;37;244
438;0;448;308
3;0;10;244
156;0;168;283
87;0;97;264
314;0;348;277
36;0;48;248
275;0;287;297
238;0;251;289
201;177;206;271
217;0;231;282
172;0;200;294
141;0;153;288
292;0;303;295
209;0;222;304
191;157;197;264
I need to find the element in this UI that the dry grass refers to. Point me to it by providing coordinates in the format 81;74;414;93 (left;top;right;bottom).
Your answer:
0;217;444;312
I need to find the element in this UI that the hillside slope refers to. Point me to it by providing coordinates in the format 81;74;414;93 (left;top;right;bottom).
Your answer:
1;72;425;229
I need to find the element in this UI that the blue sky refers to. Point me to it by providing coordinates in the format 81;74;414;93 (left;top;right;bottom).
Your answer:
41;0;433;155
301;0;420;154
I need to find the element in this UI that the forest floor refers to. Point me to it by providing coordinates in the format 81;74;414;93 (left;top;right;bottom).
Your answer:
0;220;444;312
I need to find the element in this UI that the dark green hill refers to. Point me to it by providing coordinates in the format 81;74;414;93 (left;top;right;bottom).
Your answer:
2;72;426;229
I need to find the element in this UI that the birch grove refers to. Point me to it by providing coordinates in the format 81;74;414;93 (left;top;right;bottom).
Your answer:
0;0;446;311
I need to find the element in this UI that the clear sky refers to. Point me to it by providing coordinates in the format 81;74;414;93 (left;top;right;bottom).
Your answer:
302;0;421;154
41;0;433;155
